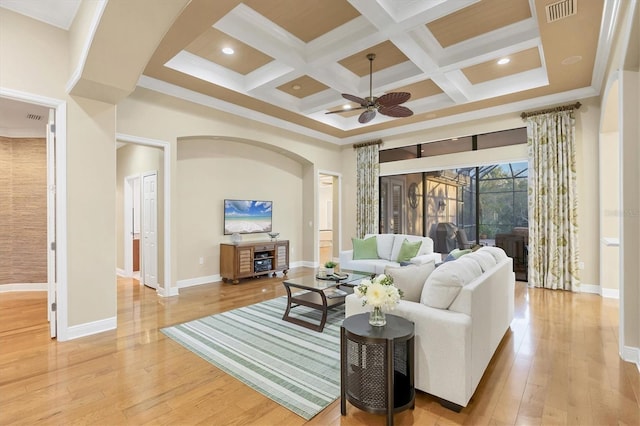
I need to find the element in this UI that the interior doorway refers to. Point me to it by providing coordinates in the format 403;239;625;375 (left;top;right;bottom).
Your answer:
0;92;67;339
116;135;171;296
318;172;341;267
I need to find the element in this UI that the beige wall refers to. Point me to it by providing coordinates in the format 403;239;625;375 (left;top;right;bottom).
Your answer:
116;88;344;285
65;97;117;327
599;130;620;291
0;137;47;284
0;9;68;99
176;137;303;281
1;8;118;332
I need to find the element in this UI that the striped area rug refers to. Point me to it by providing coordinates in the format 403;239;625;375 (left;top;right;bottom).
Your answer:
161;296;343;420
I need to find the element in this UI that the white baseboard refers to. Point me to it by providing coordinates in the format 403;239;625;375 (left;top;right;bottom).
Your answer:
116;268;127;277
299;261;318;268
0;283;47;292
622;346;640;371
177;274;221;288
156;286;179;297
579;283;600;294
579;284;620;299
66;316;117;340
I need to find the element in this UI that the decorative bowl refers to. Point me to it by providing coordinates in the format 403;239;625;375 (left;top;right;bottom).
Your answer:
268;232;280;241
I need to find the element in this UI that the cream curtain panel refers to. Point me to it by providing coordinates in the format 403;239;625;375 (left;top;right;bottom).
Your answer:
355;142;380;238
526;110;580;291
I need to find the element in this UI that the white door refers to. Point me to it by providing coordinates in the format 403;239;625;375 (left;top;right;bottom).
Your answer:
142;172;158;289
46;109;56;338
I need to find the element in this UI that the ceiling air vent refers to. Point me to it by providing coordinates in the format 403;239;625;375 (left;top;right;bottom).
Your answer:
26;113;43;121
546;0;577;23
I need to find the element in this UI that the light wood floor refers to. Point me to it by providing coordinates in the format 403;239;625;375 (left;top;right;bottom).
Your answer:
1;269;638;425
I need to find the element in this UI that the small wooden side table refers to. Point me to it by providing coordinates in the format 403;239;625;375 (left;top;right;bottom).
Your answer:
340;313;415;426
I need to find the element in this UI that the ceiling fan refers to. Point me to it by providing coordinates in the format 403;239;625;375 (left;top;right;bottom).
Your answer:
326;53;413;124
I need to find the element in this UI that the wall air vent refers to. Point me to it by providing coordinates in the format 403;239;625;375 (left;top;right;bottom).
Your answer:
26;113;43;121
545;0;577;23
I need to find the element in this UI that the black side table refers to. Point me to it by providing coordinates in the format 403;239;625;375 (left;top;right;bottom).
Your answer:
340;313;415;426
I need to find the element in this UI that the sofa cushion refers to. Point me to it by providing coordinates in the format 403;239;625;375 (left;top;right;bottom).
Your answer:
478;246;508;262
352;236;378;260
365;233;395;260
384;260;435;302
466;250;497;272
420;256;483;309
396;239;422;262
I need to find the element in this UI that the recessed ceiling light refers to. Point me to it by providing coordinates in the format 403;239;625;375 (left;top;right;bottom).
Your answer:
292;84;301;90
561;55;582;65
497;58;510;65
222;47;234;55
342;104;351;110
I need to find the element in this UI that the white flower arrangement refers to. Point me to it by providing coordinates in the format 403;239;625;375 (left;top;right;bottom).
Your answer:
354;274;403;310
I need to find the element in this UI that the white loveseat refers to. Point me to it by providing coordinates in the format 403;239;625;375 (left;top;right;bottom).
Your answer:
345;246;515;410
339;233;442;274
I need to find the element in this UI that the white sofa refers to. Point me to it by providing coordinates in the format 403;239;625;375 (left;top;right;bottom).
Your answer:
345;246;515;411
339;233;442;274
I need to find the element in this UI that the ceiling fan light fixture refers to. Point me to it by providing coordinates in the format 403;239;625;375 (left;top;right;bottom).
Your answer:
222;47;234;55
324;53;413;124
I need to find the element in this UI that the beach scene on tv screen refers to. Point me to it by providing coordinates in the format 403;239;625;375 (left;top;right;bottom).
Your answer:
224;200;273;234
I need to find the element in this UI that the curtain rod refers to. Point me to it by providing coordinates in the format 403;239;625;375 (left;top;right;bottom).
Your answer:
520;102;581;120
353;139;382;149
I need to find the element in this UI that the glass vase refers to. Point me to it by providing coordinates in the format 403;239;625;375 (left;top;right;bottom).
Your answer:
369;306;386;326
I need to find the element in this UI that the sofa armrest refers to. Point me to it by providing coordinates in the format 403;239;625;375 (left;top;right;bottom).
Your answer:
388;301;472;406
339;250;354;265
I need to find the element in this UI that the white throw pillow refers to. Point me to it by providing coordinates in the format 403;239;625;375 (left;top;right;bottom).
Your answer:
478;246;508;262
384;260;435;303
466;250;496;272
421;256;483;309
366;233;395;260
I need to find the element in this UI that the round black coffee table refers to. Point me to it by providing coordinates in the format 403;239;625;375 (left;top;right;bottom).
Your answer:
340;313;415;426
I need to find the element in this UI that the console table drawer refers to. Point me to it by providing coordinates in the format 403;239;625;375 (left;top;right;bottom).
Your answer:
254;244;275;251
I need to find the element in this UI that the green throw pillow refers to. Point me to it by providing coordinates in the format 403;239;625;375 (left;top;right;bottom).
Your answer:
396;239;422;262
352;236;378;260
450;248;472;259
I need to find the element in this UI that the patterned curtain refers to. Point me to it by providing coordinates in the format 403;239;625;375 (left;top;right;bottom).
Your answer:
355;141;380;238
526;110;580;290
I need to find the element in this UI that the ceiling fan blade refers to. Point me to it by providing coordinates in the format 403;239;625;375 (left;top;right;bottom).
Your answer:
378;105;413;118
358;109;376;123
325;106;366;115
342;93;367;106
377;92;411;107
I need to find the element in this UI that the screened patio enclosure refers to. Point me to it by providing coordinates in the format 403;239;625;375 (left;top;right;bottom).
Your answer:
380;161;528;249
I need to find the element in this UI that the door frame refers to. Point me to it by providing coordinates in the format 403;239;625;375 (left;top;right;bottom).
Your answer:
1;88;69;340
46;108;57;338
116;133;174;297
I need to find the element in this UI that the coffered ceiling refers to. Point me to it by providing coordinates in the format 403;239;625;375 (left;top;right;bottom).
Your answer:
1;0;616;143
141;0;611;141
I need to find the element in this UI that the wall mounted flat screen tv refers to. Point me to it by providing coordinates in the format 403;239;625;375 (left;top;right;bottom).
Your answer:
224;199;273;235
